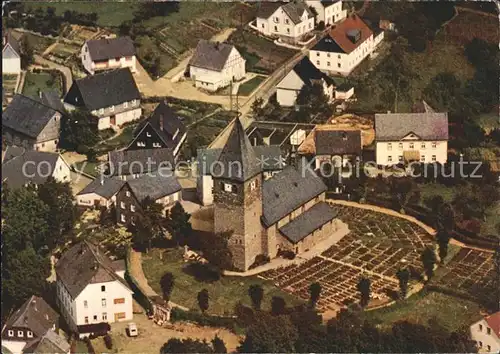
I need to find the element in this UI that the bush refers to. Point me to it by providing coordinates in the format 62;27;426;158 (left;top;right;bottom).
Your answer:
249;254;270;269
104;334;113;350
277;249;295;260
170;308;236;331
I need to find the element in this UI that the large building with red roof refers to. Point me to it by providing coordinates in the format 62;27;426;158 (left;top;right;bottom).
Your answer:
470;311;500;353
309;13;384;75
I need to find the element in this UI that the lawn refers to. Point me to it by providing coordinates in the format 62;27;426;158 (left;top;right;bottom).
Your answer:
97;124;138;153
22;71;62;100
418;183;459;204
364;290;483;332
238;75;266;96
73;161;101;178
142;248;301;316
19;32;56;53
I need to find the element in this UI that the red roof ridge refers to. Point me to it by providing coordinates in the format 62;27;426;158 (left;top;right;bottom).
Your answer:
328;13;373;54
484;311;500;337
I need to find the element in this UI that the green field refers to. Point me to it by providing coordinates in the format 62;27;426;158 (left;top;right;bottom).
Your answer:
238;75;266;96
364;290;483;332
21;32;56;53
73;161;101;178
97;124;137;153
418;183;459;204
22;71;62;100
142;248;301;316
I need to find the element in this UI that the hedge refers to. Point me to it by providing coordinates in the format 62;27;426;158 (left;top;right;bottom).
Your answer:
170;308;237;331
125;248;154;314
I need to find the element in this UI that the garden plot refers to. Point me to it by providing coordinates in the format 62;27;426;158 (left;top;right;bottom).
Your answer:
260;205;435;311
65;25;99;45
50;42;80;61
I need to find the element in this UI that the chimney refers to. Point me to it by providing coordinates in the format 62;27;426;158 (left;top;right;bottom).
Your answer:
159;114;164;132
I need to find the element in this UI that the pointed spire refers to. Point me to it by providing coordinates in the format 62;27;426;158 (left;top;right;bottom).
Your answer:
213;118;261;182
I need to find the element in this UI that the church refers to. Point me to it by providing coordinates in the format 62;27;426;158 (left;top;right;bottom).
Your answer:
211;118;342;271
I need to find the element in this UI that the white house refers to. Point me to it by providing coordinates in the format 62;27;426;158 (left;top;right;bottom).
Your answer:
1;296;70;354
2;31;21;74
255;1;315;43
64;68;142;130
55;241;133;338
81;36;136;75
374;110;449;166
470;312;500;353
189;40;246;92
306;0;347;26
276;56;335;107
309;13;383;76
2;147;71;189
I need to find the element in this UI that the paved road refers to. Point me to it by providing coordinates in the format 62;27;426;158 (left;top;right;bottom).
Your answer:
33;54;73;93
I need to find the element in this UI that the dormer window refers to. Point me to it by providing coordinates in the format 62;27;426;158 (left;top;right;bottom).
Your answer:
18;331;23;337
123;102;128;109
27;331;33;338
110;105;115;112
131;205;135;212
409;143;414;149
8;330;14;337
99;108;104;115
131;99;136;105
273;16;279;23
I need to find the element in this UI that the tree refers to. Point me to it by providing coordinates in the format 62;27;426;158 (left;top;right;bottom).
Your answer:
19;35;34;69
160;338;212;353
389;177;420;212
59;109;99;154
200;231;233;273
160;272;174;301
271;296;286;316
421;246;437;282
251;97;265;119
211;335;227;353
239;312;298;353
37;177;76;247
197;289;209;314
134;197;165;251
436;230;451;263
248;284;264;311
465;38;497;68
134;2;179;21
396;268;410;299
165;202;192;246
357;277;371;308
308;282;322;308
295;83;333;122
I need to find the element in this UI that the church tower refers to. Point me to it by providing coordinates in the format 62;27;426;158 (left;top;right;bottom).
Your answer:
213;118;263;271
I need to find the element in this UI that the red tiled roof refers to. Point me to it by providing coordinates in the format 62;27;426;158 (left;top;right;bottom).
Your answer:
485;312;500;338
329;14;373;54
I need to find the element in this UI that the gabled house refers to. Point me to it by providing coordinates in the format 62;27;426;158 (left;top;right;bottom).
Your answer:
76;177;126;208
470;312;500;353
107;147;175;180
374;110;449;166
276;56;335;107
3;94;62;152
63;68;141;130
189;40;246;92
55;241;133;337
309;13;383;75
3;30;21;74
2;147;71;189
128;101;187;157
306;0;347;26
1;295;69;354
255;1;315;43
38;90;65;114
81;36;136;75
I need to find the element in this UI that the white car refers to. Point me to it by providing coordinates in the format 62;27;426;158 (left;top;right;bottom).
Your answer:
127;323;138;337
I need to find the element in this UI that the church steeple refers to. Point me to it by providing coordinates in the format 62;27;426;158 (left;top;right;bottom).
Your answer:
214;118;262;182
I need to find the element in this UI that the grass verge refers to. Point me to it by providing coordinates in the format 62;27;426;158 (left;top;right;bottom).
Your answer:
238;75;266;96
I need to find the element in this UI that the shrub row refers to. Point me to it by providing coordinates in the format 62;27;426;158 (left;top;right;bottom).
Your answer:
170;308;237;331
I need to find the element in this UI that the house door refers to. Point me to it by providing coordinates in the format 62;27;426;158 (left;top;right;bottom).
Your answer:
94;199;101;207
110;115;116;125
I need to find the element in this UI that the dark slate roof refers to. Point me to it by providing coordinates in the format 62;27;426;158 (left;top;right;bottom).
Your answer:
314;129;362;155
3;94;59;139
3;145;25;162
198;145;284;175
262;165;327;226
132;101;186;150
292;56;334;87
39;90;65;113
279;202;338;243
2;150;63;189
375;113;449;141
108;148;174;176
189;40;235;72
213;118;262;182
282;0;314;24
55;240;131;298
86;36;135;62
64;68;140;111
256;2;283;19
127;173;182;202
23;330;70;354
4;296;59;337
311;35;346;53
111;259;126;272
4;30;20;55
77;176;125;199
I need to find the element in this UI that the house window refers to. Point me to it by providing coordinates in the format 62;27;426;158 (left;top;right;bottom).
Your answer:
432;155;437;162
479;324;483;331
316;52;320;57
327;53;331;58
421;155;426;162
173;193;179;201
398;142;403;149
309;23;312;29
487;328;491;335
126;191;130;197
274;25;278;32
274;16;279;23
223;183;233;192
27;331;33;338
398;155;403;162
123;102;128;109
285;18;289;24
387;143;392;151
102;313;107;321
137;142;145;147
479;341;483;348
421;142;426;149
131;100;136;105
388;156;393;162
8;330;14;337
261;23;264;28
432;142;437;148
99;108;104;114
131;205;135;212
286;28;290;33
153;142;161;147
18;331;23;337
101;285;106;292
85;316;89;324
409;143;414;149
120;202;125;209
317;60;320;65
487;345;491;351
327;62;331;67
110;105;115;112
338;54;341;59
114;298;125;304
102;298;107;307
93;315;98;321
115;312;126;320
131;217;135;226
84;300;88;308
121;214;126;223
146;132;151;137
337;63;341;68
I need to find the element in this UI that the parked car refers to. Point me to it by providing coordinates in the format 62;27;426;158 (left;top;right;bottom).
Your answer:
127;323;138;337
